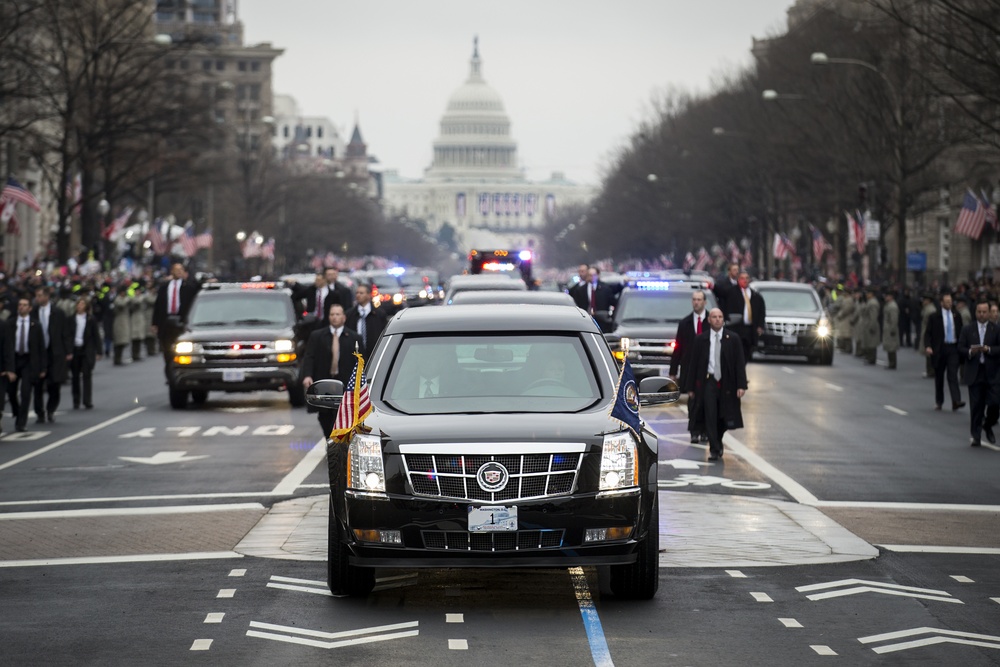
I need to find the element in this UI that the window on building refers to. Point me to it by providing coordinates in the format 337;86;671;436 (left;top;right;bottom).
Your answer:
215;60;225;71
283;125;289;138
203;60;212;71
249;84;260;101
251;61;261;72
317;127;323;138
238;61;247;72
236;84;247;100
306;126;312;138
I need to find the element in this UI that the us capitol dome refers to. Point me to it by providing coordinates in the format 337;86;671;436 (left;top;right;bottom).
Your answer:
382;38;593;254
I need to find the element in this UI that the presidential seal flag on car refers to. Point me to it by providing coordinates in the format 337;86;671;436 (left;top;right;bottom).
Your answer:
329;351;373;442
609;356;642;437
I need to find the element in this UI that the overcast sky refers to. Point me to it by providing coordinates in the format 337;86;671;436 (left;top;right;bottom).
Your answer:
239;0;795;186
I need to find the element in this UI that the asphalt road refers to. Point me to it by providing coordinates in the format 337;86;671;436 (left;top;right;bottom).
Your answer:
1;343;999;666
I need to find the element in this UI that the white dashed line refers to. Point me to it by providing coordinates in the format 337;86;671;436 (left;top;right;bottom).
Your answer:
204;613;224;624
217;589;236;598
779;618;803;628
811;645;837;656
229;569;246;577
781;367;795;374
448;639;468;650
991;597;1000;605
884;405;908;416
751;592;773;602
446;614;464;623
726;570;746;578
190;639;213;651
951;575;975;583
825;383;843;392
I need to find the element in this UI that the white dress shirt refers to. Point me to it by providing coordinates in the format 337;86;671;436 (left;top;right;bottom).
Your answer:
74;313;87;347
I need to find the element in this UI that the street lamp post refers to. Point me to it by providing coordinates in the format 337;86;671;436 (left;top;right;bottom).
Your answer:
811;51;905;280
97;198;110;264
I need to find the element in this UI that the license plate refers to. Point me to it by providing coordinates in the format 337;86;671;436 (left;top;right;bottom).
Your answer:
468;505;517;532
782;335;798;345
222;369;245;382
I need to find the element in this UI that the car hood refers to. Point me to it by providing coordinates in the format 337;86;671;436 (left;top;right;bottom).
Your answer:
765;311;821;321
366;408;625;448
609;322;681;338
181;326;295;342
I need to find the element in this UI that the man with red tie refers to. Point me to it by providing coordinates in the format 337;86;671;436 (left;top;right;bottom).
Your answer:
670;289;709;444
152;262;199;382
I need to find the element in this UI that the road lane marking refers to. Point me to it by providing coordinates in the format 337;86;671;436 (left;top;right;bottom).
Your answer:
190;639;213;651
726;570;746;578
860;627;1000;654
779;618;802;628
816;501;1000;511
992;598;1000;605
0;492;303;507
267;582;332;596
810;645;837;655
0;406;146;473
446;614;464;623
217;589;236;598
951;575;974;583
271;575;325;586
0;551;243;568
884;405;908;416
568;567;614;667
0;503;264;520
879;545;1000;554
781;367;795;374
825;383;843;392
751;592;773;602
229;569;246;577
246;620;419;649
721;432;819;505
271;438;327;495
205;613;224;623
449;639;469;650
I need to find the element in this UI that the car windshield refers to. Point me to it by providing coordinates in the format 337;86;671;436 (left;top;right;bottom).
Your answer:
756;289;820;313
367;276;400;291
188;294;291;327
616;289;717;323
383;334;601;414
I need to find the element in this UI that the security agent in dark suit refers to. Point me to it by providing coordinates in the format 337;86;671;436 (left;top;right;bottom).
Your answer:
301;303;363;439
344;283;387;362
5;295;47;432
712;262;741;314
958;300;1000;446
568;264;591;310
152;262;199;382
722;271;765;365
688;308;748;462
323;266;354;312
33;286;72;423
924;291;965;411
669;289;708;443
69;297;103;410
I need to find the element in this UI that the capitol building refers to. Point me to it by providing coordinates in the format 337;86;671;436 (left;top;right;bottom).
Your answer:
382;39;594;254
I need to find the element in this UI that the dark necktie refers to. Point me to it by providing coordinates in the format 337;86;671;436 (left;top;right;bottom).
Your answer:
358;310;367;348
696;316;702;335
18;318;26;354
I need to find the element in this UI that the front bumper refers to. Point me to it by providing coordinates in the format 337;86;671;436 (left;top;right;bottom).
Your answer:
757;333;832;357
172;364;299;392
340;490;650;568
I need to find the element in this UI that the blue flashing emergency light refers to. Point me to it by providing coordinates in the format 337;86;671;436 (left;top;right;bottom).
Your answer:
387;266;406;277
518;250;532;261
633;280;672;290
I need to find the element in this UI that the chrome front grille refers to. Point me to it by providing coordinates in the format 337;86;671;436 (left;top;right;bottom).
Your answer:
403;453;582;501
422;529;565;551
631;338;672;363
200;341;273;362
765;321;813;336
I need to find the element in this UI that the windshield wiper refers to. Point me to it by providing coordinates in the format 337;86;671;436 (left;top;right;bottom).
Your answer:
234;318;279;325
621;317;660;323
192;320;228;326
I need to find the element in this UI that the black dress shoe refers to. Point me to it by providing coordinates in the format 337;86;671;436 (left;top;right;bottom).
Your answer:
986;426;996;445
972;439;982;447
15;424;25;432
690;434;699;444
934;404;942;411
46;412;54;423
708;451;722;461
84;404;93;410
953;402;966;411
700;434;709;443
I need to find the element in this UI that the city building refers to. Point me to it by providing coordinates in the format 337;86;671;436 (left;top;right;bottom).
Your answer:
382;39;594;255
272;94;345;166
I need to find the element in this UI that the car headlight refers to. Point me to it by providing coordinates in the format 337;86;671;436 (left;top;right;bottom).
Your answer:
392;293;404;305
816;319;830;338
599;432;639;491
348;434;386;493
274;339;294;352
174;341;194;354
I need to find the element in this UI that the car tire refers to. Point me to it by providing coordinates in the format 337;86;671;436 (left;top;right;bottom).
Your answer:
288;384;306;408
609;494;659;600
191;390;208;405
169;387;189;409
326;446;375;597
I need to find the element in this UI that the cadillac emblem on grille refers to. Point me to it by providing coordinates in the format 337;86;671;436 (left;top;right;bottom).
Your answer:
476;461;509;492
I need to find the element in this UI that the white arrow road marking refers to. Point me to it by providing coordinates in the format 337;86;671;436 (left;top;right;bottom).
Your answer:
118;451;209;465
796;579;961;603
859;627;1000;654
781;367;795;374
811;645;837;655
779;618;803;628
267;575;331;597
751;592;773;602
825;383;843;392
659;459;714;470
884;405;908;416
950;575;974;583
246;620;419;649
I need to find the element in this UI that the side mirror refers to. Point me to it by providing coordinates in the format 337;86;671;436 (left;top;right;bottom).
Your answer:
639;376;679;406
306;379;344;410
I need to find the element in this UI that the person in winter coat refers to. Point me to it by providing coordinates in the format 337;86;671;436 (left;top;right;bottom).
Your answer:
919;292;937;378
832;288;855;353
860;287;881;364
129;283;146;362
112;286;132;365
881;290;900;369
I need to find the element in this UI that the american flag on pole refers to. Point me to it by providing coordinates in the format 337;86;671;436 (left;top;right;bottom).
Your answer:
103;206;133;240
683;251;695;270
261;237;275;260
981;190;998;231
329;351;372;442
846;211;866;253
772;232;795;260
810;225;832;261
693;247;711;271
742;244;753;268
242;238;261;258
954;189;988;239
1;177;41;211
146;221;168;254
1;199;19;235
179;224;198;257
726;239;741;263
195;229;213;249
64;173;82;215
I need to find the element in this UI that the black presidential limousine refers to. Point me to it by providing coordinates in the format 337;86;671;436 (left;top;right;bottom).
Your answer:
307;304;678;599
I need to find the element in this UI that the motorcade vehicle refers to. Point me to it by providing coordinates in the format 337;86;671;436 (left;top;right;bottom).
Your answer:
444;274;526;304
751;281;833;364
169;282;307;408
306;304;678;599
354;270;407;316
468;248;533;284
603;275;717;380
398;268;444;306
447;289;576;307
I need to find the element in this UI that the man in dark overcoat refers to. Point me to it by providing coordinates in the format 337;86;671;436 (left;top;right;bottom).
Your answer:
670;288;708;443
689;308;748;462
301;303;363;439
33;286;72;423
958;300;1000;446
5;295;47;432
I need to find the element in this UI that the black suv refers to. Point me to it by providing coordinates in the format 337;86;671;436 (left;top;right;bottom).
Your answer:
752;281;833;364
307;304;678;599
604;277;717;380
169;282;306;408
